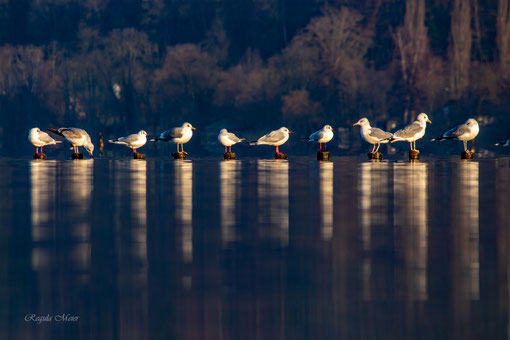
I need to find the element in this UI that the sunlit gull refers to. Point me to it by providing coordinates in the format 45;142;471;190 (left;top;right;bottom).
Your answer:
150;122;196;153
390;113;432;151
47;127;94;156
431;118;479;152
250;127;293;154
109;130;149;153
218;129;245;153
28;127;62;154
309;125;334;150
353;118;393;153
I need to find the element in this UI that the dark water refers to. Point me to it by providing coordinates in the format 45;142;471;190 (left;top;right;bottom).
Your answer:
1;156;510;339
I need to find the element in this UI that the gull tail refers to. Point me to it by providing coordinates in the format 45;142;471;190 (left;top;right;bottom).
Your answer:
150;138;163;142
431;136;451;141
108;139;118;143
495;141;508;146
249;141;258;145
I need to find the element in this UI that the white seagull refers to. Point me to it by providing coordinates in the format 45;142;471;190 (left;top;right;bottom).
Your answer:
151;122;196;153
390;113;432;151
353;118;393;153
47;127;94;156
218;129;245;153
250;127;293;154
431;118;479;152
309;125;334;150
28;127;62;154
108;130;149;154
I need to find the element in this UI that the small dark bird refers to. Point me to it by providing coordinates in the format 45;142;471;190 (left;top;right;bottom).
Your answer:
99;133;104;156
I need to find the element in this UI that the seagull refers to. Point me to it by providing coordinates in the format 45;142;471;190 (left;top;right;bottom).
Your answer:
28;127;62;154
150;122;195;153
495;139;510;146
390;113;432;151
218;129;245;153
47;127;94;156
250;127;293;154
353;118;393;153
431;118;479;152
108;130;149;153
309;125;334;150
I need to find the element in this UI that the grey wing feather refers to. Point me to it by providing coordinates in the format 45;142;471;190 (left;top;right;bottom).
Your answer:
263;130;285;143
369;128;393;140
308;130;320;141
119;134;139;143
445;124;470;138
169;127;184;139
38;131;58;144
395;122;422;138
227;132;243;142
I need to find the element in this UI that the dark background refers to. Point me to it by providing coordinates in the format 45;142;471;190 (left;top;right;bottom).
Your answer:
1;0;510;155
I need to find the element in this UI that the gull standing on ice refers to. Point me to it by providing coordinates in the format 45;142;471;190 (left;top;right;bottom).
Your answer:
250;127;293;154
309;125;334;150
431;118;479;152
108;130;149;154
353;118;393;153
218;129;245;153
28;127;62;154
47;127;94;156
151;122;196;153
390;113;432;151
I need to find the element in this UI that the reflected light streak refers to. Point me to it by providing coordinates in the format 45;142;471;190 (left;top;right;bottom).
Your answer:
319;162;333;241
175;161;193;263
220;161;241;246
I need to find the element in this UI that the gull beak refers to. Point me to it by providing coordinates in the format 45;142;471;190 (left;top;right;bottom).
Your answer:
192;127;196;130
427;119;432;124
146;133;150;135
288;131;294;133
353;122;359;126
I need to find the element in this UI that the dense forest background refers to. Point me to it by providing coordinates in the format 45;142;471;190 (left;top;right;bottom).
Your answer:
1;0;510;155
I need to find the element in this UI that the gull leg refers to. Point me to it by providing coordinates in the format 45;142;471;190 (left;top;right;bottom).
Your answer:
276;145;279;153
319;143;322;150
41;146;44;154
371;144;375;153
375;144;380;152
133;148;137;153
463;140;467;152
225;146;227;153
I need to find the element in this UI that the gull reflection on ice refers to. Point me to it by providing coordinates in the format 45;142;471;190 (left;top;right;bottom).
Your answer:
30;160;57;270
257;160;289;246
319;161;333;241
175;161;193;263
393;162;428;301
452;161;480;300
359;161;391;300
128;160;148;266
220;161;242;246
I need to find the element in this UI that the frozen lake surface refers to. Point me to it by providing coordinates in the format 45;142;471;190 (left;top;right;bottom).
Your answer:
1;156;510;339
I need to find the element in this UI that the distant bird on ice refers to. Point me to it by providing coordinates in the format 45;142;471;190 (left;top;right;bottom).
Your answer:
353;118;393;153
151;122;195;153
28;127;62;154
250;127;293;154
308;125;334;150
390;113;432;151
495;139;510;146
109;130;149;153
218;129;245;153
431;118;479;152
47;127;94;156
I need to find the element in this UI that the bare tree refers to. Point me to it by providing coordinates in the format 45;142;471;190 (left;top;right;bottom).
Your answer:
497;0;510;83
448;0;472;99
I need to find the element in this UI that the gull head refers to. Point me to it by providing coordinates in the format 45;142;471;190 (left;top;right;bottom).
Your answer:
85;142;94;156
219;128;228;134
353;118;370;127
324;125;333;131
182;122;196;130
138;130;149;136
466;118;478;127
417;113;432;124
280;127;293;134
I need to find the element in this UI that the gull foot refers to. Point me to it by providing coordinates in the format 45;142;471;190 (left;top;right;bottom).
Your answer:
72;153;84;160
318;150;330;161
367;152;382;160
461;150;474;159
409;150;420;160
33;153;46;160
134;152;146;159
275;152;288;160
172;152;188;160
224;152;236;160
